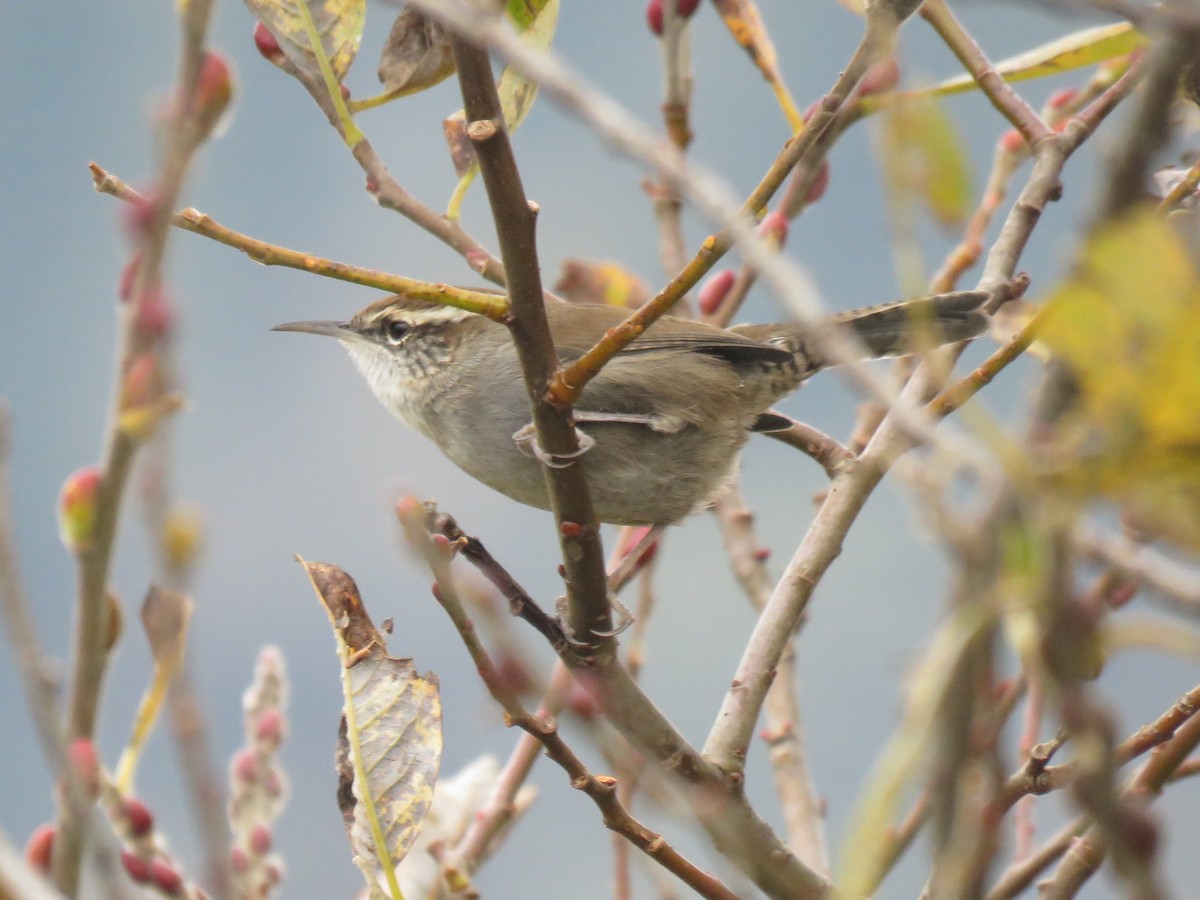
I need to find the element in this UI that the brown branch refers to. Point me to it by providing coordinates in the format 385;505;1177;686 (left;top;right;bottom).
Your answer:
88;164;510;322
919;0;1052;144
1073;525;1200;617
549;12;901;408
927;298;1039;420
712;480;829;875
448;34;614;645
424;507;567;650
760;418;855;480
397;503;741;900
441;663;571;888
1040;708;1200;898
416;504;830;898
56;2;218;890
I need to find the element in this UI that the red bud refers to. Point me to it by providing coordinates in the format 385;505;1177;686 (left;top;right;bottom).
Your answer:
67;738;101;797
229;846;250;874
24;824;55;874
805;161;830;206
117;253;144;303
757;211;789;247
1047;88;1078;111
123;797;154;838
698;270;736;315
647;0;699;36
253;22;284;65
58;468;101;552
150;859;184;896
121;850;152;884
254;708;285;749
135;285;174;341
192;51;236;141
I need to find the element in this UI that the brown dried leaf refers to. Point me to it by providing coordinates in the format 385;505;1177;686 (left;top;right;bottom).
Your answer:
243;0;365;83
377;6;455;95
442;0;559;182
301;560;443;896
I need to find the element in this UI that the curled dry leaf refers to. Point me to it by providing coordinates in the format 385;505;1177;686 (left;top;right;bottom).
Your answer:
708;0;802;130
554;259;651;309
300;560;442;898
243;0;366;84
443;0;559;181
377;6;455;96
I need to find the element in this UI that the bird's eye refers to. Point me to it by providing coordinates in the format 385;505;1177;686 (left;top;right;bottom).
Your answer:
384;319;410;343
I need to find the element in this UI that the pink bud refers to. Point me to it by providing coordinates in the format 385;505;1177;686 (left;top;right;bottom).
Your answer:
229;846;250;874
249;824;273;855
254;708;285;748
66;738;101;797
121;190;160;240
123;797;154;838
757;211;789;248
1047;88;1078;111
859;56;900;96
58;468;102;552
1000;129;1025;153
135;286;174;341
24;825;55;874
804;160;830;206
698;270;735;315
117;252;144;303
232;748;259;784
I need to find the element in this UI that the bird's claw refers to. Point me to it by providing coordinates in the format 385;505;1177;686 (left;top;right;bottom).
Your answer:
512;424;595;469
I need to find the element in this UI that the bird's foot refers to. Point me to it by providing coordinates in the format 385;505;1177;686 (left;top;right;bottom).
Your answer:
512;424;595;469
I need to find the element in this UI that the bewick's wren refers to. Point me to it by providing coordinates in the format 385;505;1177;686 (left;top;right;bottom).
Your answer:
276;291;987;525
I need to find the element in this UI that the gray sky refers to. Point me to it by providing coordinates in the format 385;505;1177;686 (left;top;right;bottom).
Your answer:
2;1;1197;897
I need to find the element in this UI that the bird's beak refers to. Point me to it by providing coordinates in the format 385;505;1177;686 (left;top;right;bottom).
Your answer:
272;320;356;340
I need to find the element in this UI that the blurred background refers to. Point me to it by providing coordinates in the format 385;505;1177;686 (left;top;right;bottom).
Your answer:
2;1;1197;896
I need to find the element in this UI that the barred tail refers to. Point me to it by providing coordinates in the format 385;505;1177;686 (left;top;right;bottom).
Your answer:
839;290;989;359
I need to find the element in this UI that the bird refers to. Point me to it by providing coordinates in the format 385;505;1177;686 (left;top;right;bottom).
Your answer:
275;290;988;525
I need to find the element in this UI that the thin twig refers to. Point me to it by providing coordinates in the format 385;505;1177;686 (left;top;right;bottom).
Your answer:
920;0;1052;144
88;165;509;322
417;504;830;899
397;503;742;900
56;2;218;890
1073;525;1200;617
712;480;829;874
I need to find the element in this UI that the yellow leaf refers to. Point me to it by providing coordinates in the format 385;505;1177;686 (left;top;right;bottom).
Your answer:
443;0;559;214
879;93;972;228
1037;210;1200;549
862;23;1142;112
301;559;442;899
245;0;365;83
